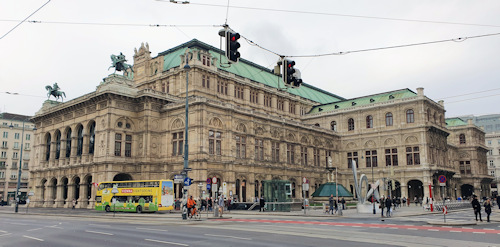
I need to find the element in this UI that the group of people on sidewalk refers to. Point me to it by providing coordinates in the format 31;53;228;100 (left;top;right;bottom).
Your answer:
471;195;499;222
327;195;345;215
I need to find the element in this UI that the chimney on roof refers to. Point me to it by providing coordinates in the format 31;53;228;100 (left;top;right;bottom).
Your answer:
467;119;473;126
438;100;444;107
416;87;424;96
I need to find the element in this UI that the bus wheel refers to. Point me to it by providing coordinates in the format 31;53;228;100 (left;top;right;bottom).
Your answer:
136;206;142;214
105;205;110;212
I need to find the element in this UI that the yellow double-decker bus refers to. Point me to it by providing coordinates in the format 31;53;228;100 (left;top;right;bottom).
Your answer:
95;180;174;213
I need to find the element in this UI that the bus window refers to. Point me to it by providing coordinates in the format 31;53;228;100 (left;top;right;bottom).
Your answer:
95;196;102;203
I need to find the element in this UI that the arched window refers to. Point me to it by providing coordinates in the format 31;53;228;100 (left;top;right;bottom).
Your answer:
348;118;355;131
89;122;96;154
65;129;72;158
330;121;337;131
76;125;83;156
386;113;393;126
366;115;373;128
459;134;466;144
55;131;61;159
406;109;414;123
45;134;51;161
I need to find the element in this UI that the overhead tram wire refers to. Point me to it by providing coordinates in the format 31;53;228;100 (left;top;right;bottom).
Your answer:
168;1;500;28
445;93;500;104
0;19;222;28
238;32;500;59
438;88;500;100
0;0;51;40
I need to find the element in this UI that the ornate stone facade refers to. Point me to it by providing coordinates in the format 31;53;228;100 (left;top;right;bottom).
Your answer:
29;40;492;208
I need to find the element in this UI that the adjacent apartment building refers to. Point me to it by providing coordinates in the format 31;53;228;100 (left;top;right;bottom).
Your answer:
460;114;500;197
0;113;34;205
28;39;492;208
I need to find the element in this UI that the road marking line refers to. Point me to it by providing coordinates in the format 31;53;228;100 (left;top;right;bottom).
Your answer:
408;228;418;230
428;229;439;231
0;230;9;233
351;226;362;228
441;226;452;228
88;223;110;227
0;233;12;237
145;239;189;246
483;228;495;230
388;227;398;229
46;225;63;229
136;227;168;232
319;224;329;226
85;230;113;236
27;228;43;232
473;232;486;234
462;227;472;229
450;231;462;233
204;234;252;240
10;223;29;226
23;235;44;241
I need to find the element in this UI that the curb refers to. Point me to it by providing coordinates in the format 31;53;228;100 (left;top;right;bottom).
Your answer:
427;221;477;226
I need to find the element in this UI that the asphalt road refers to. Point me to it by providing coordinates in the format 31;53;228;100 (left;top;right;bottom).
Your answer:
0;210;499;247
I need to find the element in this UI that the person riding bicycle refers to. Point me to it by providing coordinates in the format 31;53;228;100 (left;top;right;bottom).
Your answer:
187;196;197;217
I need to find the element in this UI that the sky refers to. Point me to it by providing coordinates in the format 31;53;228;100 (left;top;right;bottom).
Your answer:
1;0;500;118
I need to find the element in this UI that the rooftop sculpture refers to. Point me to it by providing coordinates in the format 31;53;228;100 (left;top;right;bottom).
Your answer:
45;83;66;101
109;52;133;77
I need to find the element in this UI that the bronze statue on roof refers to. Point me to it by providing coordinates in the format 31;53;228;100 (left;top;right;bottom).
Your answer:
45;83;66;101
109;52;134;77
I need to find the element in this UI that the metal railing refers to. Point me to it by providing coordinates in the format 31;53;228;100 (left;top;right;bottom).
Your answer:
432;200;471;211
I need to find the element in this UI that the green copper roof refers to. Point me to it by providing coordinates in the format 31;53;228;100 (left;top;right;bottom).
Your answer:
158;39;345;104
308;88;418;114
445;117;468;127
311;182;353;197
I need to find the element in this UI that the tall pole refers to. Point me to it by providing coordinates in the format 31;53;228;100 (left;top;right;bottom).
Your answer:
181;54;191;220
372;162;375;214
14;120;25;213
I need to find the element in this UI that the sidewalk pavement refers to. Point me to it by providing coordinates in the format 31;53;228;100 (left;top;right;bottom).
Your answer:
1;204;499;223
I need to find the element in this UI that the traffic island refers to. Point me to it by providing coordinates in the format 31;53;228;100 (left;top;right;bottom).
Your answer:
427;220;477;226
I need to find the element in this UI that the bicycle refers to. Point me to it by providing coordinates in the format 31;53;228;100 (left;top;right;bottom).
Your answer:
188;206;201;220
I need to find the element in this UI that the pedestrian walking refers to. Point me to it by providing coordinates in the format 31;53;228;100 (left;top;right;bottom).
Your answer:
218;195;224;217
259;196;265;212
385;197;392;217
402;197;406;207
497;195;500;210
328;194;335;215
471;195;483;222
414;196;418;206
484;198;492;222
380;196;385;217
72;198;76;209
341;197;346;210
208;197;213;211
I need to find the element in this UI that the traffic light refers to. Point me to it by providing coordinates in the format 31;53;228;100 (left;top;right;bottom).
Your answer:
225;31;241;63
282;59;303;88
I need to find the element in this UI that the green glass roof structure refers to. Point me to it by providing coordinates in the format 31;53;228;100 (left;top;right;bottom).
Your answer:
308;88;418;114
445;117;468;127
158;39;345;104
311;182;353;197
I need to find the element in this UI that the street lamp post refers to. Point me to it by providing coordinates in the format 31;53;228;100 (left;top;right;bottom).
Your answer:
9;117;35;213
371;158;375;214
181;52;191;220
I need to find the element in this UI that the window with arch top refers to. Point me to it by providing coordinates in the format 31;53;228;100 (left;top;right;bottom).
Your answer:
366;115;373;128
348;118;355;131
330;121;337;131
459;134;466;144
385;113;393;126
406;109;414;123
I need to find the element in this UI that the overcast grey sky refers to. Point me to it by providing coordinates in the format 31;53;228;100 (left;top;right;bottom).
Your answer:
1;0;499;118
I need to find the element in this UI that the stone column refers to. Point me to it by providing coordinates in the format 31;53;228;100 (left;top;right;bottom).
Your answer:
66;183;75;208
400;183;408;198
70;137;78;164
79;181;88;208
49;141;56;166
284;100;290;115
257;92;264;106
423;182;430;200
53;182;64;207
60;137;67;165
82;134;90;162
45;185;54;207
34;185;44;207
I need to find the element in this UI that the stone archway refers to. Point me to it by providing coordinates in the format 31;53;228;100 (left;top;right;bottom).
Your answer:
407;180;423;200
113;173;133;181
461;184;474;199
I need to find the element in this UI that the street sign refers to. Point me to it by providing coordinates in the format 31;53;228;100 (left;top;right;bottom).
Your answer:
174;174;184;184
303;177;307;183
184;177;192;186
207;184;211;190
302;183;309;191
443;206;448;214
206;178;211;184
438;175;446;186
212;177;218;184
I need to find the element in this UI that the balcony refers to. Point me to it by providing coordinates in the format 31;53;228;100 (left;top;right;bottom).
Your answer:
1;145;7;149
10;176;17;180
